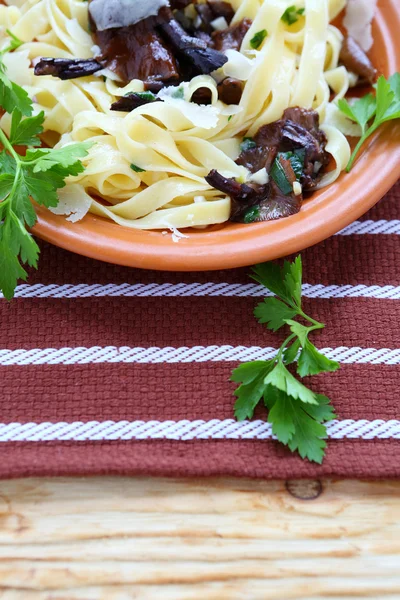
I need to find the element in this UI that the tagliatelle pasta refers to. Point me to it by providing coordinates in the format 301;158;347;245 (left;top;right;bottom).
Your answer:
1;0;354;229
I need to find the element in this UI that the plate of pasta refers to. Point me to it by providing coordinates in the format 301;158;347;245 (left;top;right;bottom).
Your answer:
1;0;400;281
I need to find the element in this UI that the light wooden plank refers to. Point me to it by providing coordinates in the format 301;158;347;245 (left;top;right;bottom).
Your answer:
0;478;398;599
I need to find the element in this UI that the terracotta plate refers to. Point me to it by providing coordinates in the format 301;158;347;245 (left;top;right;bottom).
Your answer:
33;0;400;271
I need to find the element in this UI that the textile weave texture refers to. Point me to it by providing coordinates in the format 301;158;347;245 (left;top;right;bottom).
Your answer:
0;181;399;479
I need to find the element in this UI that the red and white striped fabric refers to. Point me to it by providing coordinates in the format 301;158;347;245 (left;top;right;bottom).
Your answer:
1;182;399;479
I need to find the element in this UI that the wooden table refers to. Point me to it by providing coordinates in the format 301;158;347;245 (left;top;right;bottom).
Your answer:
0;477;398;599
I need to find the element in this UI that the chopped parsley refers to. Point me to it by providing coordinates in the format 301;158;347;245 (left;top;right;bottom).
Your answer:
281;6;305;26
250;29;268;50
125;91;157;103
270;150;305;194
243;206;260;223
130;163;146;173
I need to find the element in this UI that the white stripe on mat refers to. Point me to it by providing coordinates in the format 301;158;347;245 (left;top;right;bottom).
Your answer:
1;346;400;365
338;219;400;235
2;282;400;300
0;419;399;442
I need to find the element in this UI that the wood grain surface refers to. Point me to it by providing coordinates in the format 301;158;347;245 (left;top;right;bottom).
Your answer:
0;477;399;599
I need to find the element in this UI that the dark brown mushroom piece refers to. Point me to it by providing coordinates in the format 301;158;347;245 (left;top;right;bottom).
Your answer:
206;107;329;223
217;77;243;105
191;87;213;105
238;108;330;191
212;18;252;52
110;92;162;112
205;165;302;223
279;108;330;190
34;58;103;80
157;9;228;75
91;14;181;85
339;36;378;85
255;180;302;222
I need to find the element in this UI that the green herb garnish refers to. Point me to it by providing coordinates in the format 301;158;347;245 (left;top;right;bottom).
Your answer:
231;256;339;464
338;73;400;171
270;150;305;194
0;40;91;300
281;6;305;26
250;29;268;50
130;163;146;173
240;137;257;152
243;206;260;223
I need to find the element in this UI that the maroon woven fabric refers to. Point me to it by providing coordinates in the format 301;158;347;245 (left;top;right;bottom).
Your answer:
0;182;399;479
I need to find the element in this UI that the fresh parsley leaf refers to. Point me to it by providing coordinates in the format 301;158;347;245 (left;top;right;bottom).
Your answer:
281;6;305;26
283;339;301;365
338;94;376;134
282;256;302;307
286;319;309;345
9;111;45;147
264;361;317;405
12;174;38;225
250;29;268;50
25;142;92;172
251;261;295;306
0;239;30;300
232;361;273;421
297;340;340;377
338;73;400;171
231;256;340;463
266;387;296;443
267;389;332;464
0;111;91;299
286;403;328;464
0;71;32;116
254;297;297;332
4;30;24;52
130;163;146;173
304;394;337;423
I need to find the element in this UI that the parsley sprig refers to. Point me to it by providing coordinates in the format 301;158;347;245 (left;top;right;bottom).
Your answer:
0;34;91;300
338;74;400;172
231;257;339;464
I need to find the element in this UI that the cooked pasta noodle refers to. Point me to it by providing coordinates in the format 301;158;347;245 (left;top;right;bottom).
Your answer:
1;0;353;229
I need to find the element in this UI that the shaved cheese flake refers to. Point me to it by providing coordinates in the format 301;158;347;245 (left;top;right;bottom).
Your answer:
50;184;93;223
222;49;255;81
89;0;170;32
343;0;377;52
158;84;220;129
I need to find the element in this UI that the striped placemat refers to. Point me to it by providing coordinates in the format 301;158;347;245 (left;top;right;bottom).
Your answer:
0;182;399;479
